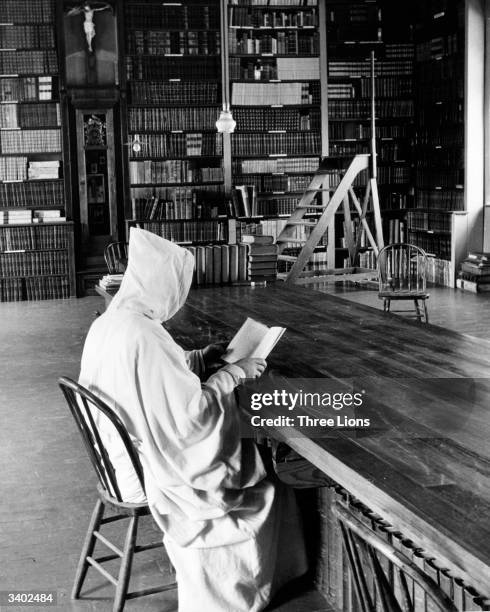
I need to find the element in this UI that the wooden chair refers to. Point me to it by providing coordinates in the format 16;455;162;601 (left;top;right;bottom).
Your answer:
377;243;429;323
334;502;457;612
58;376;176;612
104;242;128;274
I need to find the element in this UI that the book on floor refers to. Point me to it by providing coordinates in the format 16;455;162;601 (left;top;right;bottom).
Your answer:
222;317;286;363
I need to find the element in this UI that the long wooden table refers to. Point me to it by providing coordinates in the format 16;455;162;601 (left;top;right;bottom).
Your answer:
162;283;490;608
98;282;490;607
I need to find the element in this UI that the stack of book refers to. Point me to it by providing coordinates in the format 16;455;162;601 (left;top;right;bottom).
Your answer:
457;253;490;293
241;234;278;283
99;274;124;291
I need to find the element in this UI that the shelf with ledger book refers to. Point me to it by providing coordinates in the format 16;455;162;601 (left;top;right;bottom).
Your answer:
325;0;414;268
228;0;328;275
123;0;225;235
0;0;74;301
409;0;466;286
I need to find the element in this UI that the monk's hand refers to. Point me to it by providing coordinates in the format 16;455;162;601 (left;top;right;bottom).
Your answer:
233;358;267;379
202;342;228;367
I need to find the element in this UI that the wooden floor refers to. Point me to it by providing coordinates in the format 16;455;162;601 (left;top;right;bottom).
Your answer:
1;284;488;611
311;280;490;340
0;295;333;612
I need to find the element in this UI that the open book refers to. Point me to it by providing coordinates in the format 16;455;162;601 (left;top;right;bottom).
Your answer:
222;317;286;363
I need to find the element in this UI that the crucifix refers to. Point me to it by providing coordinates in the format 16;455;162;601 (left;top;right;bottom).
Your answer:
67;3;112;53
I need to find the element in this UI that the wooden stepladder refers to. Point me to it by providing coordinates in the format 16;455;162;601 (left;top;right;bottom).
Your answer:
276;153;384;283
277;50;384;284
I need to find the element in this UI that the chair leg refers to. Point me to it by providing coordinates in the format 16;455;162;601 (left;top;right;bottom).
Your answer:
72;498;105;599
423;300;429;324
383;299;390;313
113;515;139;612
414;300;422;322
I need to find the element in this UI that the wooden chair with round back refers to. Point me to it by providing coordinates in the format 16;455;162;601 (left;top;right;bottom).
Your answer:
377;243;430;323
334;502;457;612
58;376;176;612
104;242;128;274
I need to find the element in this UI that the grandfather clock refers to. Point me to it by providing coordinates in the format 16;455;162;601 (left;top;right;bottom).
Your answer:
60;1;123;288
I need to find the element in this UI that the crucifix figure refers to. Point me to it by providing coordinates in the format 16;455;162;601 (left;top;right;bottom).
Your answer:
67;3;112;53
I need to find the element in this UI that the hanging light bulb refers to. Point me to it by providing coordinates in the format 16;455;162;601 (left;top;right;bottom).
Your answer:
216;104;236;134
131;137;142;153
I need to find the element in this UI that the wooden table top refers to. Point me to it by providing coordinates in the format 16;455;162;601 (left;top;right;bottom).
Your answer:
163;283;490;596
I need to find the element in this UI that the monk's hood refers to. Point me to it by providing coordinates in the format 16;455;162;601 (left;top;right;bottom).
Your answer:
108;227;194;322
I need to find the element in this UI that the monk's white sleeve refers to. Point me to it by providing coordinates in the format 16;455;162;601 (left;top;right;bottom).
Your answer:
202;363;246;398
185;349;205;375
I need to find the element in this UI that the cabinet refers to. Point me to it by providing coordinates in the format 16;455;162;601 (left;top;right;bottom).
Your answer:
0;0;75;300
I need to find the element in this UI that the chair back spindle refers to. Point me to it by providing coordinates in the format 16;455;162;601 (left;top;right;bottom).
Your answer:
59;377;145;503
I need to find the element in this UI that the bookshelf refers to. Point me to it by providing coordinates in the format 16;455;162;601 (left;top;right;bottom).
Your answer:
409;0;466;286
325;0;414;268
0;0;75;301
123;0;226;242
228;0;328;270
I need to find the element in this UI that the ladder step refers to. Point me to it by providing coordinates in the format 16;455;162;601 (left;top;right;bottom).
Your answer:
297;204;325;209
286;220;317;226
277;238;305;244
278;255;298;262
304;188;336;193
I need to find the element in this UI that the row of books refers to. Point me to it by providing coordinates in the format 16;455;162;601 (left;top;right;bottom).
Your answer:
414;189;464;211
125;56;220;81
407;232;451;260
427;257;451;287
124;4;220;30
0;76;56;103
128;107;219;133
0;0;55;24
235;217;288;243
0;50;58;76
185;242;275;286
129;220;228;243
129;161;223;185
127;30;220;56
231;81;318;106
416;55;464;86
0;222;68;250
128;81;220;106
0;276;70;301
359;77;413;99
234;156;318;174
0;156;27;182
229;0;317;6
229;7;317;28
0;250;68;277
0;129;61;154
233;172;311;192
386;219;407;245
415;34;459;62
415;148;464;170
130;133;222;159
228;30;319;55
0;25;54;49
131;191;217;221
0;209;31;224
328;60;413;77
416;127;464;148
413;79;463;105
0;102;60;129
407;211;451;233
457;253;490;292
327;3;380;27
329;122;410;141
417;102;464;126
377;166;410;185
229;57;320;82
0;179;64;207
233;107;320;131
359;249;376;270
327;99;413;119
415;169;464;190
232;132;321;156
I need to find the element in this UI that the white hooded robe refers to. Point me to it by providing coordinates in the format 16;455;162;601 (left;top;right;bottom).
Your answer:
79;228;306;611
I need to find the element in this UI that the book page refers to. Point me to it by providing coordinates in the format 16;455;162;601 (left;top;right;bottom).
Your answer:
222;317;286;363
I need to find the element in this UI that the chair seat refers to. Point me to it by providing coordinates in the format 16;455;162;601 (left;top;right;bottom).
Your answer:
379;290;429;300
